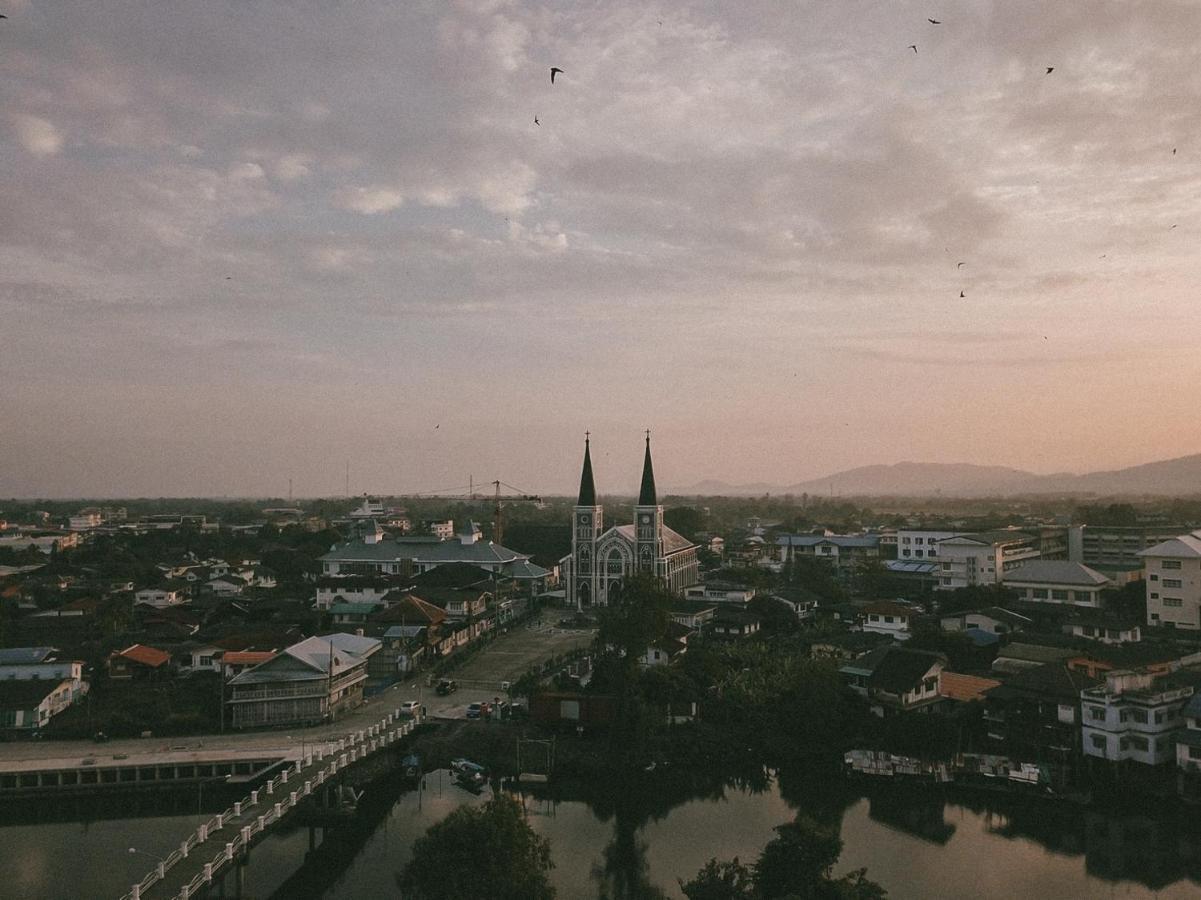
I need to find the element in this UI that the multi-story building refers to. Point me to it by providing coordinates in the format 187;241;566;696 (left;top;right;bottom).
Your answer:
895;530;963;562
1070;524;1188;569
226;633;379;729
1138;531;1201;630
1002;560;1112;608
314;576;400;611
1081;669;1198;766
935;530;1040;590
683;582;756;605
776;533;881;568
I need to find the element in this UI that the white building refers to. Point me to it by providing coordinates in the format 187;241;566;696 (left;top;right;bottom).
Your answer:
1002;560;1112;608
1138;531;1201;630
683;583;755;605
1176;694;1201;775
314;578;397;611
935;531;1040;590
861;601;914;641
896;529;963;562
1081;670;1196;766
67;512;103;532
134;587;187;608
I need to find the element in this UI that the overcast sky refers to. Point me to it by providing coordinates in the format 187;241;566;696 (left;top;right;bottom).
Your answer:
3;1;1201;498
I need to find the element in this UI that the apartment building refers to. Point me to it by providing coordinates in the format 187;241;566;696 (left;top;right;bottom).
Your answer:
1081;669;1199;766
1138;531;1201;630
935;531;1040;590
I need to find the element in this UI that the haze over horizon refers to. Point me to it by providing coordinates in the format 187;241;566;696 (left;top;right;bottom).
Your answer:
5;2;1201;498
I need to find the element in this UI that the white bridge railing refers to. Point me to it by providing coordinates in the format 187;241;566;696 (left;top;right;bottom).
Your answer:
118;713;416;900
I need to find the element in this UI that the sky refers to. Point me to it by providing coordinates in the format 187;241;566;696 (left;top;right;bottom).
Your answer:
4;0;1201;498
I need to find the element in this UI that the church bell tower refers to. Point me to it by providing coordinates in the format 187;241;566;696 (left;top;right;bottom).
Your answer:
634;431;663;575
572;433;602;609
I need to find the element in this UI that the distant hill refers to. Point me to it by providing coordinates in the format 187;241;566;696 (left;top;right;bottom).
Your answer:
671;453;1201;498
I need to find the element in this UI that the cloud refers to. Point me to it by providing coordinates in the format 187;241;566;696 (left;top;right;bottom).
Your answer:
12;114;63;156
334;185;404;214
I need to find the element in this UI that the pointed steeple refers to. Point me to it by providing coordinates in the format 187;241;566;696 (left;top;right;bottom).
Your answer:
577;433;597;506
638;430;657;505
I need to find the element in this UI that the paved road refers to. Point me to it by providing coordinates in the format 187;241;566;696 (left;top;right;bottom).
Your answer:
0;620;595;769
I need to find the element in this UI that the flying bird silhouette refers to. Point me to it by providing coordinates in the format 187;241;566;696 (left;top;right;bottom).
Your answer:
928;18;941;24
957;261;965;269
959;290;965;298
908;44;918;53
1173;148;1177;155
534;115;540;125
1045;67;1055;74
550;67;563;84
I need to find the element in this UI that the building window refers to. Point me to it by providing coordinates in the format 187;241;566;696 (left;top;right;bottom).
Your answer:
1151;593;1160;600
1163;560;1182;570
1032;589;1049;599
1128;735;1149;751
1164;598;1184;608
1190;746;1201;760
1163;579;1183;589
1150;574;1159;582
902;550;910;557
1074;591;1094;603
1088;706;1106;721
1090;734;1107;750
1051;590;1069;601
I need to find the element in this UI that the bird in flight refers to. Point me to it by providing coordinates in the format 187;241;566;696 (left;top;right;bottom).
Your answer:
1173;148;1177;155
550;67;563;84
957;261;965;269
534;115;540;126
928;18;941;25
908;44;918;53
1045;67;1055;74
959;290;965;298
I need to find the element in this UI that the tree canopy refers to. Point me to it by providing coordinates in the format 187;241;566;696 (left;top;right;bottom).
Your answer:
398;795;555;900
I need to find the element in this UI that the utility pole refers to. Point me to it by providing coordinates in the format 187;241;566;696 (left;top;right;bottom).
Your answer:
345;461;350;497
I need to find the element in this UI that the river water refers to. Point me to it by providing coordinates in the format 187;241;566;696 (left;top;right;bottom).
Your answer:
5;772;1201;899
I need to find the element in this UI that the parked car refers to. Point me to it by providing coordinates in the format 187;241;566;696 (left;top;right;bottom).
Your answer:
466;702;482;719
436;679;458;696
398;700;421;718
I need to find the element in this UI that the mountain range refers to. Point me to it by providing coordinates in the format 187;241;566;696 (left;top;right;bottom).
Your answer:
673;453;1201;498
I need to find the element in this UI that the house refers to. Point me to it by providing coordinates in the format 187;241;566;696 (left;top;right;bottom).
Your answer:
204;575;247;597
708;607;762;640
1002;560;1112;608
776;533;881;568
330;602;377;627
767;587;821;622
940;607;1032;637
1138;531;1201;630
642;622;692;667
669;601;718;631
840;644;946;716
684;582;756;605
860;601;915;641
134;586;187;609
1081;669;1201;765
0;679;79;733
319;520;537;579
314;576;401;611
0;648;87;703
225;633;380;729
936;531;1040;590
982;663;1100;761
807;631;892;662
108;644;173;679
1062;609;1143;645
414;586;490;621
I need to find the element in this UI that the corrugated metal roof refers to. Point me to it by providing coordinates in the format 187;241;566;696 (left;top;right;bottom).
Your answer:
1003;561;1111;586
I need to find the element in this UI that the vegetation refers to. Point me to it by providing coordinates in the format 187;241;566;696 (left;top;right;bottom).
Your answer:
398;794;555;900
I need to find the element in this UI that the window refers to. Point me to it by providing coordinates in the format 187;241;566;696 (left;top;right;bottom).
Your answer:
1163;560;1182;570
1088;706;1106;721
1074;591;1094;603
1164;598;1183;608
1121;708;1148;724
1163;579;1183;589
1051;590;1069;601
902;549;910;557
1128;735;1149;751
1190;746;1201;760
884;616;895;624
922;677;938;693
1150;574;1159;582
1151;593;1159;600
902;537;911;545
1091;734;1107;750
1155;711;1165;724
1032;589;1049;599
914;550;923;558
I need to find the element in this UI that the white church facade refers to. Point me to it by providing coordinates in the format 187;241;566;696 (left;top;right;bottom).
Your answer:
560;434;699;609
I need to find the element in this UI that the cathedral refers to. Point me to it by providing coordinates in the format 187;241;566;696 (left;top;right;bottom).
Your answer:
560;434;700;609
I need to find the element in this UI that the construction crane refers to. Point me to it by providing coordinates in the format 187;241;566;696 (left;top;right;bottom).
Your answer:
404;479;542;546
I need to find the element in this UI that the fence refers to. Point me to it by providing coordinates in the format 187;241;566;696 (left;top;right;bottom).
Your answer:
118;712;416;900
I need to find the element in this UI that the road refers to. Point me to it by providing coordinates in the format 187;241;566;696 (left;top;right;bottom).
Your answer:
0;619;595;769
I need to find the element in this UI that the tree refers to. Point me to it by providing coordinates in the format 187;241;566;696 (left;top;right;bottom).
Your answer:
680;857;755;900
664;506;705;541
594;574;673;664
399;795;555;900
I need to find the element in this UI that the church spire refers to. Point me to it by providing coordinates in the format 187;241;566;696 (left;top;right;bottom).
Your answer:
577;432;597;506
638;430;657;505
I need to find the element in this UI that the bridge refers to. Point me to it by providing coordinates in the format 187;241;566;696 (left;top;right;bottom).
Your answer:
120;709;416;900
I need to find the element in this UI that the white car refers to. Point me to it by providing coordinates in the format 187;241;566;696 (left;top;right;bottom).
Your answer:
398;700;422;718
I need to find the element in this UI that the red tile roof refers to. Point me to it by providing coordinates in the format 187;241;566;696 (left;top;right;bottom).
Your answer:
116;644;171;668
940;671;1002;703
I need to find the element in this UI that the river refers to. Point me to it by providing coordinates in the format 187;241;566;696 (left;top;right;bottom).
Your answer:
4;772;1200;899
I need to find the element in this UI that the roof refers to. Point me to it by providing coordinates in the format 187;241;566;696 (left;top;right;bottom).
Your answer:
839;643;895;677
0;679;66;710
231;633;380;686
612;524;695;555
986;663;1100;702
1181;693;1201;719
1003;561;1111;587
372;594;448;625
864;601;914;617
946;607;1032;627
996;642;1075;664
221;650;276;666
578;437;597;506
116;644;171;668
886;560;940;575
0;647;57;665
501;559;551;580
639;435;657;506
1139;532;1201;559
869;648;946;693
330;602;379;615
941;530;1033;547
408;562;496;589
776;534;881;549
383;625;428;639
940;672;1002;703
